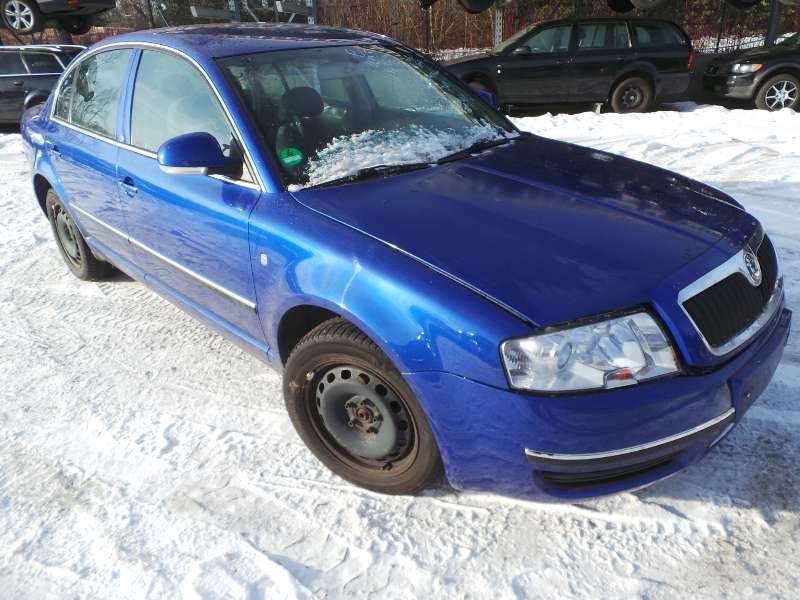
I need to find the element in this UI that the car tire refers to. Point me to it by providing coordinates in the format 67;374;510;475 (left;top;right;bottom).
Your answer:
45;189;113;281
58;15;93;35
610;77;653;113
1;0;43;34
725;0;762;8
283;317;444;495
607;0;635;12
755;74;799;111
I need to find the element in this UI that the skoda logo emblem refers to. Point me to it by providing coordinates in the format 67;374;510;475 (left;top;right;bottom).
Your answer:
743;248;762;286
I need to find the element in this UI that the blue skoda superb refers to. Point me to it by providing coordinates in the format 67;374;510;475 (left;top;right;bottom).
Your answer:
21;24;790;500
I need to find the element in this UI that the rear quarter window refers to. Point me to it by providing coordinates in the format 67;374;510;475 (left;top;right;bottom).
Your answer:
22;52;63;74
634;22;687;48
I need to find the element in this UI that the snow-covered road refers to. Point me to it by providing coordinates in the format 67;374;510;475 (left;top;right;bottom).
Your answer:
1;104;798;599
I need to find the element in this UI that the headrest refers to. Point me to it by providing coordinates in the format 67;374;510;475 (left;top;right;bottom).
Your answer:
283;86;324;118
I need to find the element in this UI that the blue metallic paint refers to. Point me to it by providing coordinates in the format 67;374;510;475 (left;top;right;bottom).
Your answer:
157;132;230;171
20;24;791;500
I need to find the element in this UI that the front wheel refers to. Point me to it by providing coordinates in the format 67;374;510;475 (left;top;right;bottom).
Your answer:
610;77;653;114
283;318;443;495
755;74;799;112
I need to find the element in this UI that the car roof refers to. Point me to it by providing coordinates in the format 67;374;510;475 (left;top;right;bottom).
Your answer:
541;16;684;26
96;23;393;59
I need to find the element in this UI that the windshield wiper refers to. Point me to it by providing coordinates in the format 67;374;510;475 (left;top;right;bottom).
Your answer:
301;162;433;190
436;136;516;164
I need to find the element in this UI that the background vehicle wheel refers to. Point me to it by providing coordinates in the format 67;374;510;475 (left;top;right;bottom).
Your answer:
1;0;43;34
58;15;93;35
610;77;653;113
283;318;443;495
755;74;799;111
45;189;113;281
607;0;635;12
725;0;762;8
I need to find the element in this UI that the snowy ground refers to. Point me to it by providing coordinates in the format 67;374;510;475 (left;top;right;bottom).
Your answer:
1;104;799;599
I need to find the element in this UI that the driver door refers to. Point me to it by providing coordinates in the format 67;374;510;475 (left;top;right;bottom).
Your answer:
497;23;575;105
116;49;265;347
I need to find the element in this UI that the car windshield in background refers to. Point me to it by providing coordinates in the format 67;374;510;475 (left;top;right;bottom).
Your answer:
219;45;516;189
493;24;536;53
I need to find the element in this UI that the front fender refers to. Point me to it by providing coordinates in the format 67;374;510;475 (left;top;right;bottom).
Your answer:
249;192;532;389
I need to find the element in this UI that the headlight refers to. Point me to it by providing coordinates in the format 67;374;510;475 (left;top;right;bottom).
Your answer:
730;63;763;74
501;312;679;392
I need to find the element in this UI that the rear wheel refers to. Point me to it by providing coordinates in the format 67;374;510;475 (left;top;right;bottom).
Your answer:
45;189;113;281
1;0;43;34
610;77;653;113
58;15;93;35
283;318;443;495
755;74;799;111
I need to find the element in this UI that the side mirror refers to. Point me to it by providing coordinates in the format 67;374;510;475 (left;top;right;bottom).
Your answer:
478;89;498;108
23;89;50;112
511;46;531;57
157;132;229;176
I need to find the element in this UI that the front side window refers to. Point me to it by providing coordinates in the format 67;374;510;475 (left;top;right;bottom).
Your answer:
576;23;631;51
22;52;63;74
522;25;572;54
70;49;133;137
219;45;516;189
131;50;234;156
0;52;25;76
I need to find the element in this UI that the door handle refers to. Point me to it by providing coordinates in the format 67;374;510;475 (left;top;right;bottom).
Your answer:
119;177;138;196
556;58;571;65
11;81;24;87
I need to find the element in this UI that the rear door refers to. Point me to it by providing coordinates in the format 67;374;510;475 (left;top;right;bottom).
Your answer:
571;21;634;101
116;48;264;345
497;23;574;104
48;48;137;263
0;51;27;122
19;51;64;108
631;21;691;95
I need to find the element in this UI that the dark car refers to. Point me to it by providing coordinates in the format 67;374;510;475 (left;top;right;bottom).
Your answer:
704;33;800;111
21;25;790;501
1;0;115;35
0;44;82;123
445;17;693;113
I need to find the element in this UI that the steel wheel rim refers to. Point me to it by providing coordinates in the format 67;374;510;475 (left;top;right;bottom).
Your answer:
308;364;419;474
621;85;643;110
5;0;33;29
53;205;82;267
765;80;798;110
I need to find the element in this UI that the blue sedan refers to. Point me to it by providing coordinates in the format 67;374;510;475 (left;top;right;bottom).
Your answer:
21;24;791;500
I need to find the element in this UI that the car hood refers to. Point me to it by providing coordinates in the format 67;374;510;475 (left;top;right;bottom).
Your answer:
443;52;494;66
714;44;795;64
291;136;757;327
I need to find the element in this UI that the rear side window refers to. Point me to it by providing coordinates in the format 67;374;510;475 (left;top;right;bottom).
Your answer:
22;52;63;74
0;52;25;76
130;50;234;155
70;49;133;137
634;22;687;48
576;23;631;51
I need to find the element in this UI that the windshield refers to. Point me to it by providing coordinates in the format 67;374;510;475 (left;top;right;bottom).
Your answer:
218;45;516;189
494;24;537;53
777;33;799;47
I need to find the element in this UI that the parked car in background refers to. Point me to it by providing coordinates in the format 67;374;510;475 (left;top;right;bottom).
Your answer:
704;32;800;111
0;44;82;124
21;25;790;501
1;0;114;35
445;17;693;113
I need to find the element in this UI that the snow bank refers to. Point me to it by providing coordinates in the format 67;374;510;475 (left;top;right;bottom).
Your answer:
2;104;799;599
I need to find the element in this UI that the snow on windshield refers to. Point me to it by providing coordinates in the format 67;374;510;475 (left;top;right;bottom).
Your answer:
290;123;515;191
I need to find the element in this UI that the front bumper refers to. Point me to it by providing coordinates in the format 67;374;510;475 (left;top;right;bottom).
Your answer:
406;305;791;501
703;72;759;100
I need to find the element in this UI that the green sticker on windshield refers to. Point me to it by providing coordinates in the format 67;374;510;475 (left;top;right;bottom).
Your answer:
279;147;304;169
